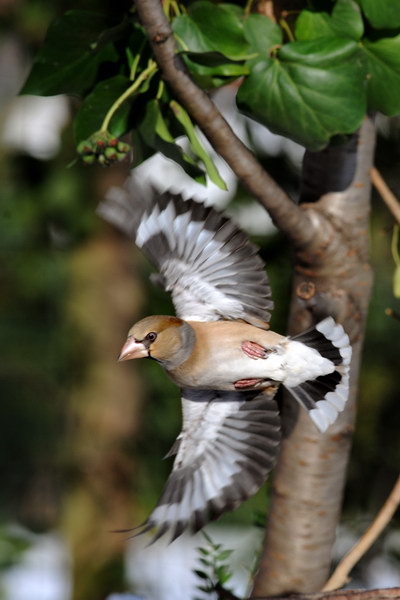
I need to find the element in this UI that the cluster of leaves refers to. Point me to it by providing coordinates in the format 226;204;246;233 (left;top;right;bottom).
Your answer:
193;531;234;600
21;0;400;179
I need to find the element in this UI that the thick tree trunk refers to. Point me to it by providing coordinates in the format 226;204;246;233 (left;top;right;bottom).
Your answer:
252;118;376;595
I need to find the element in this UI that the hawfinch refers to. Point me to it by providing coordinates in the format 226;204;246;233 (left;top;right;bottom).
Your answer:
99;187;352;543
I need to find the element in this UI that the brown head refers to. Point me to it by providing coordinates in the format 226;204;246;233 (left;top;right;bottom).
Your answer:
118;315;195;370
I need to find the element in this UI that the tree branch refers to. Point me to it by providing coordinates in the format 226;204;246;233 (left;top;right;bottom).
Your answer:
253;589;400;600
323;475;400;592
214;585;400;600
133;0;313;246
371;167;400;225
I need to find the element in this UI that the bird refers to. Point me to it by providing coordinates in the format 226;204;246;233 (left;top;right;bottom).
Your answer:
98;184;352;543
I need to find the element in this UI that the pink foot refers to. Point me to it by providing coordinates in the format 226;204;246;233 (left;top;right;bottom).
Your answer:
241;340;267;360
234;378;264;389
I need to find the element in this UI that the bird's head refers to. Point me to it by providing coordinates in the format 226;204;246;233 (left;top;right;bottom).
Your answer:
118;315;195;368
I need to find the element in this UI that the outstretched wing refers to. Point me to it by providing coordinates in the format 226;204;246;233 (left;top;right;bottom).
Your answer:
98;183;273;327
136;388;281;543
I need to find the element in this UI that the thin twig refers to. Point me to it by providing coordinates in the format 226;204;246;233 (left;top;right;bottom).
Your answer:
322;475;400;592
371;167;400;225
100;60;158;132
134;0;314;247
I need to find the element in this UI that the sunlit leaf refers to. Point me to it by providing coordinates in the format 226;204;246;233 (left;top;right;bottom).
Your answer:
172;1;250;60
363;35;400;115
356;0;400;29
138;99;206;183
243;13;282;54
393;265;400;298
296;0;363;41
170;100;227;189
237;38;366;150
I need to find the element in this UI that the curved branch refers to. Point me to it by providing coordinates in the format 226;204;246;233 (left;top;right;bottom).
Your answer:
371;167;400;225
323;475;400;592
133;0;313;246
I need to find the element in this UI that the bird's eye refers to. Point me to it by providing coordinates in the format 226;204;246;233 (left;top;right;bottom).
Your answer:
146;331;157;342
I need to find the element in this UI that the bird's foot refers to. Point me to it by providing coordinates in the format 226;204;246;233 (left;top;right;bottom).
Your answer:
241;340;267;360
234;378;264;389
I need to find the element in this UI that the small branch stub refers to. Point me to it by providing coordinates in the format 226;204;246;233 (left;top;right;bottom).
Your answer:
296;281;316;300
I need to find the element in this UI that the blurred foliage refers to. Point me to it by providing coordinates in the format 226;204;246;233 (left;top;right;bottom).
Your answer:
0;526;31;600
193;531;233;599
0;144;98;526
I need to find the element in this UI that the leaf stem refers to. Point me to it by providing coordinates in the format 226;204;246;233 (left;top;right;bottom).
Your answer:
100;60;158;133
129;50;141;81
279;18;295;42
245;0;255;17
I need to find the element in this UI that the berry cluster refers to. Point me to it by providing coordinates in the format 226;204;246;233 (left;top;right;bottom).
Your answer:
77;132;130;166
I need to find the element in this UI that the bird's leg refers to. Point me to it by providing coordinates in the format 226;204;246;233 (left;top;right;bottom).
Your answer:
234;378;265;389
241;340;267;360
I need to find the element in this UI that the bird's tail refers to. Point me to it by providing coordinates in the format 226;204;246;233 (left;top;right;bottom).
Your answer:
285;317;352;432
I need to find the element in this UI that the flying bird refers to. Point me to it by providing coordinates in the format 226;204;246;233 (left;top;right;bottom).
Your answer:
98;185;352;543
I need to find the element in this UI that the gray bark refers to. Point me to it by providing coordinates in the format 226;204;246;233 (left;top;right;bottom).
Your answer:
252;118;375;595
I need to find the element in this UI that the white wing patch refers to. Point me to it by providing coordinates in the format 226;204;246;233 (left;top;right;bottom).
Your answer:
135;389;281;543
285;318;352;433
133;192;273;325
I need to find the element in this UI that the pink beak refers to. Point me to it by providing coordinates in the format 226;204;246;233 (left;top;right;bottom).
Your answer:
118;338;148;361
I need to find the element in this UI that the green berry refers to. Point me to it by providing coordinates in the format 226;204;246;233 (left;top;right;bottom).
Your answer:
117;142;130;153
77;140;93;155
105;147;118;161
82;154;95;165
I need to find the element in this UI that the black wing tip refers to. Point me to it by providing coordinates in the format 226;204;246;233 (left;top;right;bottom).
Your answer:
289;370;350;433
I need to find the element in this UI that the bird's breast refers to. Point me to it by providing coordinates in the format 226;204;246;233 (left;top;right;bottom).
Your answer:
167;320;287;391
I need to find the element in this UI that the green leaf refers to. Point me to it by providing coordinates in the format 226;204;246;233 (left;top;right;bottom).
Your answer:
194;569;209;580
179;54;247;89
20;11;119;96
216;549;233;561
138;99;206;183
201;530;214;544
172;1;250;60
391;225;400;298
243;13;282;54
196;546;210;556
356;0;400;29
215;565;232;584
237;38;366;150
393;265;400;298
185;51;248;76
363;35;400;115
74;75;132;143
170;100;227;189
296;0;363;41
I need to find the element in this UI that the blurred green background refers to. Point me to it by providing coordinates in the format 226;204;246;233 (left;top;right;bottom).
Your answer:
1;1;400;599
